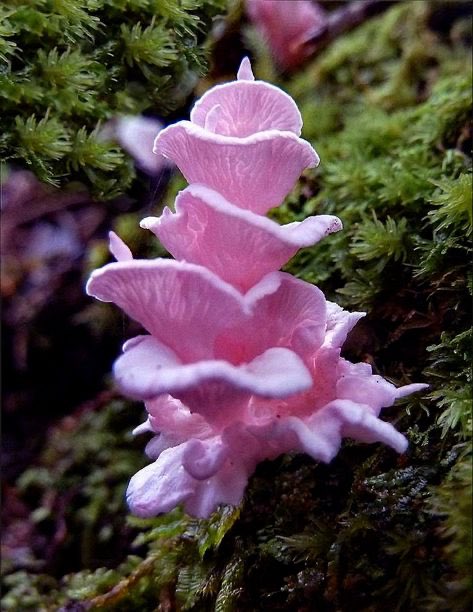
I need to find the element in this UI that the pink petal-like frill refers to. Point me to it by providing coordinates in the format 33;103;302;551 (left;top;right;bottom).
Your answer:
154;122;319;214
108;231;133;262
141;184;341;292
324;301;365;349
336;371;401;415
190;67;303;136
87;261;328;370
237;57;255;81
182;438;228;480
249;397;408;464
146;394;212;440
268;413;343;463
114;335;312;422
243;272;327;367
127;440;251;518
396;383;429;398
86;259;247;363
336;360;428;416
135;396;212;460
331;400;409;453
126;444;195;517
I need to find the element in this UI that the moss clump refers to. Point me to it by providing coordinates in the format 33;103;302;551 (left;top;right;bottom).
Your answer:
426;451;472;611
0;0;226;198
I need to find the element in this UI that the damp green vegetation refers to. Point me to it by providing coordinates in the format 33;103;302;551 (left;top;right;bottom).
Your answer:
0;0;226;198
2;2;472;610
2;400;147;581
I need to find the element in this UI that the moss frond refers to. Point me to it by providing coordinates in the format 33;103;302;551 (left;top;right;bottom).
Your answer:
350;213;408;272
120;19;177;71
15;113;71;161
428;173;473;235
214;556;244;612
37;47;102;90
431;385;472;440
69;125;124;172
0;9;18;65
336;268;383;310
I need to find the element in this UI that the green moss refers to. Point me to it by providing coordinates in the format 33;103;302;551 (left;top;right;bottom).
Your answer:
428;173;473;234
426;451;472;611
13;400;147;574
0;0;227;198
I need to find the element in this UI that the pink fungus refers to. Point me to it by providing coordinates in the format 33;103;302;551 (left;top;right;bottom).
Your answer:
154;58;319;213
246;0;327;70
87;57;426;518
140;184;342;292
87;263;330;423
104;115;168;176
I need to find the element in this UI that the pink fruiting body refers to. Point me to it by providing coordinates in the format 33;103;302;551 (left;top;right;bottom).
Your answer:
109;115;168;175
154;58;319;213
86;58;426;518
140;184;342;292
246;0;328;70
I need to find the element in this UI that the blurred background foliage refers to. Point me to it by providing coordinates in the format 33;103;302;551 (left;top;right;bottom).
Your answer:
1;1;472;610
